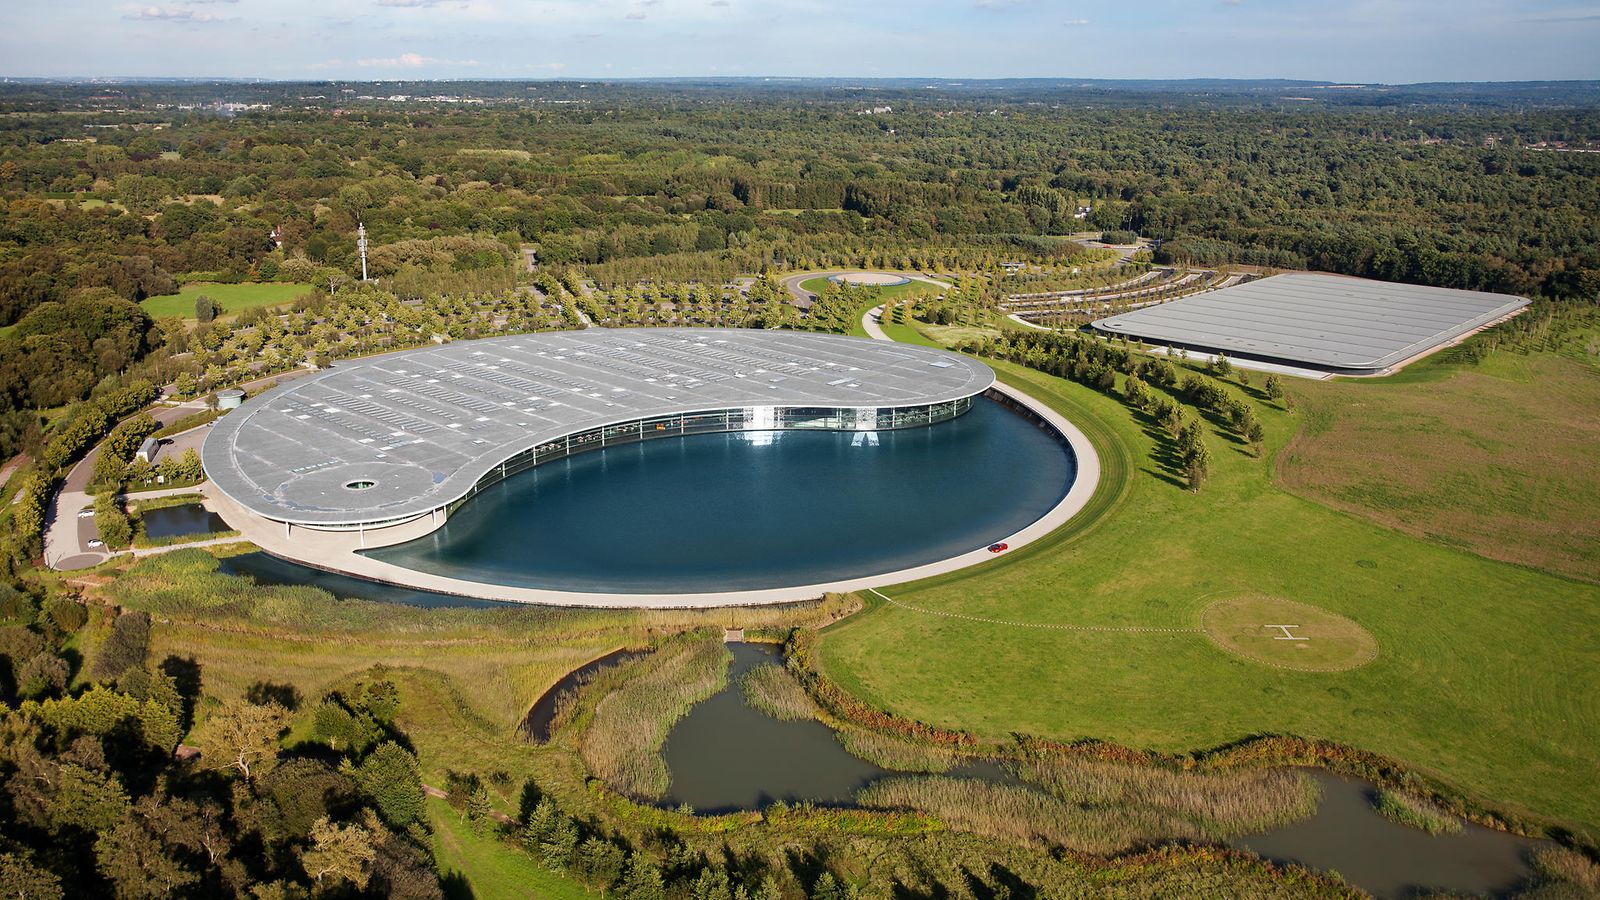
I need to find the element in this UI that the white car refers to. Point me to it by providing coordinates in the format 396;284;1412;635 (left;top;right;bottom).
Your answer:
86;539;104;549
77;507;96;519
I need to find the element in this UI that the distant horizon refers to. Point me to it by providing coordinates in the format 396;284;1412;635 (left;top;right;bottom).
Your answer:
4;1;1595;85
3;75;1598;88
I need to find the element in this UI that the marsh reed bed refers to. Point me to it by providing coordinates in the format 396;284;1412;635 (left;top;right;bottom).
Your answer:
578;635;730;800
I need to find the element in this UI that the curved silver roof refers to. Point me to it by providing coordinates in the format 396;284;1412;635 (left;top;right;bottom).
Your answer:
203;328;995;526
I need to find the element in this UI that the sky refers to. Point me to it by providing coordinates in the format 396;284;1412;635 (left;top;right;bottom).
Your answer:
3;0;1598;83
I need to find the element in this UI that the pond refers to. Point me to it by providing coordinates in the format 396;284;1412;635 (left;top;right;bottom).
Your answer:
657;644;1543;897
661;642;1011;814
140;502;231;540
1232;770;1542;900
366;397;1074;593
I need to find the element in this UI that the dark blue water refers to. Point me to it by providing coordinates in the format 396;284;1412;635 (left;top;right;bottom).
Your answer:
217;551;504;609
140;503;230;540
365;397;1074;593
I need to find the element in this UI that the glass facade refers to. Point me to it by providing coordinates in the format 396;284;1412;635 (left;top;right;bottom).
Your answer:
440;395;976;519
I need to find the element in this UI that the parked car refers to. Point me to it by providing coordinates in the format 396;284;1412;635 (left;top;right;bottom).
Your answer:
86;539;104;549
77;507;96;519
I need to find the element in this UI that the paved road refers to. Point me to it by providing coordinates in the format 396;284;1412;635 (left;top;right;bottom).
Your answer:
45;400;212;570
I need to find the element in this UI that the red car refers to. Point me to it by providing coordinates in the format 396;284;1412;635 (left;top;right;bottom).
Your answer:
988;542;1008;553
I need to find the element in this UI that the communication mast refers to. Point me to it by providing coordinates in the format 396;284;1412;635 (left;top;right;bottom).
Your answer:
357;221;369;282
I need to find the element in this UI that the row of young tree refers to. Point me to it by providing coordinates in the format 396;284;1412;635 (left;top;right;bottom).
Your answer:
960;332;1285;490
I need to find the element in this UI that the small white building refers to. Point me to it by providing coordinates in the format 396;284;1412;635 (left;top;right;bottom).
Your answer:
136;437;160;464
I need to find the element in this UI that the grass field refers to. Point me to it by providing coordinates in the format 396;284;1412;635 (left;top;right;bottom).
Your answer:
800;275;945;302
817;352;1600;833
1279;348;1600;583
427;797;590;900
139;282;313;320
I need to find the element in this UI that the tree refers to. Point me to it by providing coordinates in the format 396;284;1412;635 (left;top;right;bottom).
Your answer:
0;853;63;900
198;698;289;781
616;853;666;900
353;741;424;829
194;294;218;323
95;817;201;899
91;610;150;681
298;816;376;891
1264;373;1285;403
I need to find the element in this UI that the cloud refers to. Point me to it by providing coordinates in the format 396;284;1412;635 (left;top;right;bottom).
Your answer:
1063;18;1089;26
376;0;449;6
356;52;479;67
124;5;228;21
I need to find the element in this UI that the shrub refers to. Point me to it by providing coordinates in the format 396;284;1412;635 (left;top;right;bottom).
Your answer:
91;610;151;682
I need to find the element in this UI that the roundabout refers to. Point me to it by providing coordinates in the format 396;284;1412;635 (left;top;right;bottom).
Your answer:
828;271;913;287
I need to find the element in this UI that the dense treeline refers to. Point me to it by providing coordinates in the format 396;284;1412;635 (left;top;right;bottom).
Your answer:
0;584;444;897
0;85;1592;471
2;85;1597;329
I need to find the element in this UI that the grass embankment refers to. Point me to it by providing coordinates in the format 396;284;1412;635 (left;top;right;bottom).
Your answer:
1373;788;1463;835
139;282;313;320
818;345;1600;833
578;637;731;800
1280;346;1600;583
98;550;840;736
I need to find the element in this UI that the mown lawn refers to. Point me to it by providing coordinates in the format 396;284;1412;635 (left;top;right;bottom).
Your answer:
818;353;1600;833
140;282;313;320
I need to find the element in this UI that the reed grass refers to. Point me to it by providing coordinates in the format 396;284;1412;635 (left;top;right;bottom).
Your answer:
856;776;1207;854
836;730;956;773
578;636;730;800
739;663;818;721
1018;758;1320;836
1373;788;1462;835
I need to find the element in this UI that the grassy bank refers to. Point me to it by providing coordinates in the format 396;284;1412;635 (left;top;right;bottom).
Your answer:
818;348;1600;833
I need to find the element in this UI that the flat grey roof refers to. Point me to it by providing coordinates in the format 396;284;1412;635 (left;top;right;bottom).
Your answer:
203;328;994;526
1092;273;1528;372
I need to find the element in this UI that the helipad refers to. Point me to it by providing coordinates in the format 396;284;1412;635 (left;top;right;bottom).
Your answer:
203;328;994;533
